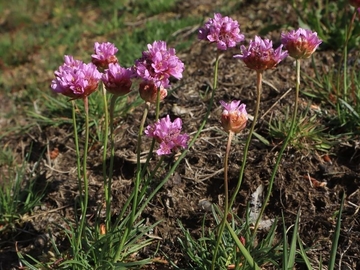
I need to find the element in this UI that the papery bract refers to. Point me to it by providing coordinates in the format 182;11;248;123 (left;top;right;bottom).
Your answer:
135;40;184;88
145;115;189;156
102;63;134;96
91;42;118;69
198;13;245;50
51;55;102;99
220;100;248;133
234;36;288;71
281;28;322;59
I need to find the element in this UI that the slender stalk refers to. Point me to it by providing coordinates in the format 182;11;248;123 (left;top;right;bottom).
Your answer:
101;83;111;231
135;57;219;220
229;71;263;210
253;60;301;234
211;131;234;270
114;102;149;262
106;94;118;231
72;101;82;202
77;96;90;249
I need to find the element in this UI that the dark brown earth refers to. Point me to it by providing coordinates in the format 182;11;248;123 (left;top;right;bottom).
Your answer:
1;1;360;269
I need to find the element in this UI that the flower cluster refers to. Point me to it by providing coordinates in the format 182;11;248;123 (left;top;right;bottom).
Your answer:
145;115;189;156
91;42;118;69
234;36;288;71
220;100;248;133
198;13;244;50
135;40;184;89
51;55;102;99
102;63;134;96
281;28;322;59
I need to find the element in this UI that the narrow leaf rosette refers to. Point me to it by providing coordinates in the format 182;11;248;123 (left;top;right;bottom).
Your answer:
135;40;184;89
220;100;248;133
234;36;288;71
102;63;134;96
91;42;118;69
198;13;245;50
145;115;189;156
51;55;102;99
281;28;322;59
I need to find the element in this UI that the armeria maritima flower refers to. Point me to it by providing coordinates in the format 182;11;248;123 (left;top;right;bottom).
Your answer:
220;100;248;133
135;40;184;89
102;63;134;96
198;13;245;50
281;28;322;59
145;115;189;156
234;36;288;71
51;55;102;99
91;42;118;69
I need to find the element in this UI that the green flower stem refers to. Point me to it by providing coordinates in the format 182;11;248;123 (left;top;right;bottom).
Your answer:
140;90;160;180
114;101;150;262
135;57;219;220
253;59;301;234
72;101;82;202
106;94;118;231
213;50;220;90
101;83;110;231
77;96;90;249
229;71;263;210
211;131;234;270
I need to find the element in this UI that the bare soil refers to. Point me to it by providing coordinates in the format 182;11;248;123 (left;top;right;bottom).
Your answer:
0;1;359;269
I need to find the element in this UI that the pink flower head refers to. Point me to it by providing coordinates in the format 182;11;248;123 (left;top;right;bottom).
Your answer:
198;13;245;50
91;42;118;69
51;55;102;99
220;100;247;133
135;40;184;88
102;63;134;96
138;80;167;103
234;36;288;71
145;115;189;156
281;28;322;59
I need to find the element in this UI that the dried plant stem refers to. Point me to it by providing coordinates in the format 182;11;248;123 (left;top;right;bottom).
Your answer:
253;59;301;234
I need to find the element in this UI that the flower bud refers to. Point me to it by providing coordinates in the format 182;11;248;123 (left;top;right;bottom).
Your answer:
281;28;322;59
139;80;167;103
220;100;247;133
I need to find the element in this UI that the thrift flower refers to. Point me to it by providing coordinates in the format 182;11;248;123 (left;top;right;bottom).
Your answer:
51;55;102;99
220;100;247;133
135;40;184;89
234;36;288;71
102;63;134;96
198;13;245;50
91;42;118;69
281;28;322;59
145;115;189;156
